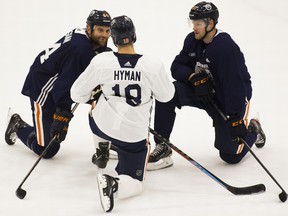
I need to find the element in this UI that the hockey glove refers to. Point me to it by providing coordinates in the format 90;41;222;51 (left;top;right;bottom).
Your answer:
87;85;102;105
91;85;102;102
227;115;247;144
188;71;214;103
50;108;74;142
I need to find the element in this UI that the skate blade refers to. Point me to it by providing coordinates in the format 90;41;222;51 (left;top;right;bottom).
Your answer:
96;168;113;212
109;151;118;160
6;107;14;126
147;157;173;171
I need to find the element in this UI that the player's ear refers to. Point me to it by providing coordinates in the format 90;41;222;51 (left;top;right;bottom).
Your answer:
86;24;92;35
208;19;216;31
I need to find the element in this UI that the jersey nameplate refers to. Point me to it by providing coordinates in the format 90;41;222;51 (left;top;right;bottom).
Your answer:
114;70;141;82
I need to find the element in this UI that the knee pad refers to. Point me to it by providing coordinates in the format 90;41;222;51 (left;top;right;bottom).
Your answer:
31;141;60;159
219;151;243;164
43;144;61;158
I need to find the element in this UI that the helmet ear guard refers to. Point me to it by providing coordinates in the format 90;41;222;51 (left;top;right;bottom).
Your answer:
112;32;137;46
110;15;136;46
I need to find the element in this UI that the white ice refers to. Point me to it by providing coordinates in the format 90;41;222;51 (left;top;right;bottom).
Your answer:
1;0;288;215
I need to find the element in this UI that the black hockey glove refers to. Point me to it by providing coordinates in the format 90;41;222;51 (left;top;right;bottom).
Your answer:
87;85;102;105
50;108;74;142
188;71;214;103
227;115;247;144
91;85;102;102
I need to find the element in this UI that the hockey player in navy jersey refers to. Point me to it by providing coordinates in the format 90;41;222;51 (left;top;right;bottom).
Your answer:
148;1;266;170
71;15;174;212
5;10;112;158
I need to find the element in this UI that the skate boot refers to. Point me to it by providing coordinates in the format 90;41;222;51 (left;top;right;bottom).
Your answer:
92;142;110;169
5;109;28;145
97;174;119;212
248;118;266;148
147;142;173;171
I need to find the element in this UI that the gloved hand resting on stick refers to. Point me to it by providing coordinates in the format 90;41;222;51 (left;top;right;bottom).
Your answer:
227;115;247;144
188;69;214;103
50;107;74;142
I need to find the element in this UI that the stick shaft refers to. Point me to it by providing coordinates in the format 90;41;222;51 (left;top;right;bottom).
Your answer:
149;127;265;195
16;103;79;191
212;102;287;194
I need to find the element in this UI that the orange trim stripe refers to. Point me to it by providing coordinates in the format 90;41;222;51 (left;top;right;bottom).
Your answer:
236;143;244;154
34;102;44;146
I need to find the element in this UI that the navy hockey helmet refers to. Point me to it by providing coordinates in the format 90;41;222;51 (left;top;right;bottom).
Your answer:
86;10;111;29
189;1;219;24
110;15;136;46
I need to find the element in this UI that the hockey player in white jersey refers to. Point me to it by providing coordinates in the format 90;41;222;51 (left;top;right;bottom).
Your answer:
71;15;175;212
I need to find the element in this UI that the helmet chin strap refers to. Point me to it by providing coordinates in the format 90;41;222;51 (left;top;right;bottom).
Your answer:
200;19;215;41
200;28;209;41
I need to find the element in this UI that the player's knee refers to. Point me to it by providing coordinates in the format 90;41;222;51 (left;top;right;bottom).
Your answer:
43;144;60;158
116;141;147;181
31;143;60;159
219;151;243;164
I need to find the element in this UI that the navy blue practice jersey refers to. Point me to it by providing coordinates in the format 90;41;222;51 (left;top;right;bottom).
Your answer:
21;28;112;110
171;30;252;116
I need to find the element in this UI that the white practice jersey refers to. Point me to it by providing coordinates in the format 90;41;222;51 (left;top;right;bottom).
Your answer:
71;51;175;142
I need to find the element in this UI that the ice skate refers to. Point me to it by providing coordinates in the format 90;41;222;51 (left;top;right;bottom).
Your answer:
96;174;119;212
92;142;110;168
109;144;118;160
5;108;28;145
248;118;266;148
147;142;173;171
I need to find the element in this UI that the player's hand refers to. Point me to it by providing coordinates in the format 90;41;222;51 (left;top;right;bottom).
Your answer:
227;115;247;144
87;85;102;105
50;108;74;142
91;85;102;102
188;70;214;103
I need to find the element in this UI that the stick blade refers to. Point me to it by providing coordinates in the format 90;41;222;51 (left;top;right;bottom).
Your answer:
228;184;266;195
16;187;27;199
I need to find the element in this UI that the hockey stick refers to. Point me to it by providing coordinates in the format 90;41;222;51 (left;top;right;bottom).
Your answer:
16;103;79;199
212;102;287;202
149;127;265;195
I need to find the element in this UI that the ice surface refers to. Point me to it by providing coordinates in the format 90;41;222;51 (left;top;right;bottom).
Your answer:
1;0;288;215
